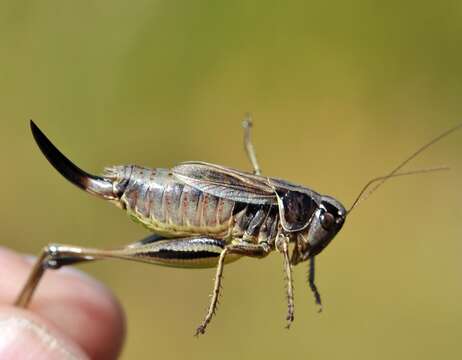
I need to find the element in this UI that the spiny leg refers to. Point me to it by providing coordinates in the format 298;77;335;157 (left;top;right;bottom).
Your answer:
15;236;228;309
195;242;271;336
195;248;228;336
277;236;295;328
242;113;261;175
15;244;103;307
15;250;48;307
308;256;323;312
17;237;270;335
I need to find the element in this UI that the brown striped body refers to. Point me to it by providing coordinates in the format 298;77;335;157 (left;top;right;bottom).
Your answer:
25;120;356;333
112;166;280;246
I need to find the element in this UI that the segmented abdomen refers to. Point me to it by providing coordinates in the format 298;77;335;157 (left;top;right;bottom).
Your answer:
121;167;236;237
118;165;280;244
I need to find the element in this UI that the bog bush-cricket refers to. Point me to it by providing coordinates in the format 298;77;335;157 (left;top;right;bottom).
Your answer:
15;117;461;335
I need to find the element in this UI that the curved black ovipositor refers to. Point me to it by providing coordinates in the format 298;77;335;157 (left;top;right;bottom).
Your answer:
30;120;116;199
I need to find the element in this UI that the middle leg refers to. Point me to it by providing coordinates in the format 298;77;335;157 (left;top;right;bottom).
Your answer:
195;242;271;335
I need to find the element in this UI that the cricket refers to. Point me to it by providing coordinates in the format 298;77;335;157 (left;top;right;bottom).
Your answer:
15;117;461;335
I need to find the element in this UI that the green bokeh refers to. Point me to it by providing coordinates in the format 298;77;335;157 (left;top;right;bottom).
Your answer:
1;1;462;359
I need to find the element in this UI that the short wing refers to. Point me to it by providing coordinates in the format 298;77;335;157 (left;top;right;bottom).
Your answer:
172;162;277;205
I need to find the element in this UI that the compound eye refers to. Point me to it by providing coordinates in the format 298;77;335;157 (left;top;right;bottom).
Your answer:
320;212;335;230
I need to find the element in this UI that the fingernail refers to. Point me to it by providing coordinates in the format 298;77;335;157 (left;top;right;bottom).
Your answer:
0;316;88;360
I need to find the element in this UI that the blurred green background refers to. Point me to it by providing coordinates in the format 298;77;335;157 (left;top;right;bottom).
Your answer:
1;1;462;359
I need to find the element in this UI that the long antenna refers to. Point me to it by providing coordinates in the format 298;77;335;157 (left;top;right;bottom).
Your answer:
347;122;462;213
347;167;450;213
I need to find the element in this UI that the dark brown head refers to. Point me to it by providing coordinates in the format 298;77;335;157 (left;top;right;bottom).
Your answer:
291;195;346;265
303;195;346;257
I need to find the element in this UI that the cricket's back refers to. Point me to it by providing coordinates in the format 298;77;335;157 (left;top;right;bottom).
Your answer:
111;165;280;244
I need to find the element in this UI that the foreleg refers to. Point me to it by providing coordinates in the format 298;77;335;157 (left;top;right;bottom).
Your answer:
276;235;295;328
308;256;323;312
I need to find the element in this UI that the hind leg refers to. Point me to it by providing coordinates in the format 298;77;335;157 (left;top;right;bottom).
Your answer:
15;236;228;308
242;113;262;175
15;243;104;307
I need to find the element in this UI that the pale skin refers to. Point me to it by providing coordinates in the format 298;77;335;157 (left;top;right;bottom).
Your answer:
0;246;125;360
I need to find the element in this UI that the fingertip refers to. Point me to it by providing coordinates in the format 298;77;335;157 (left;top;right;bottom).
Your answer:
0;248;126;360
33;271;126;360
0;307;89;360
